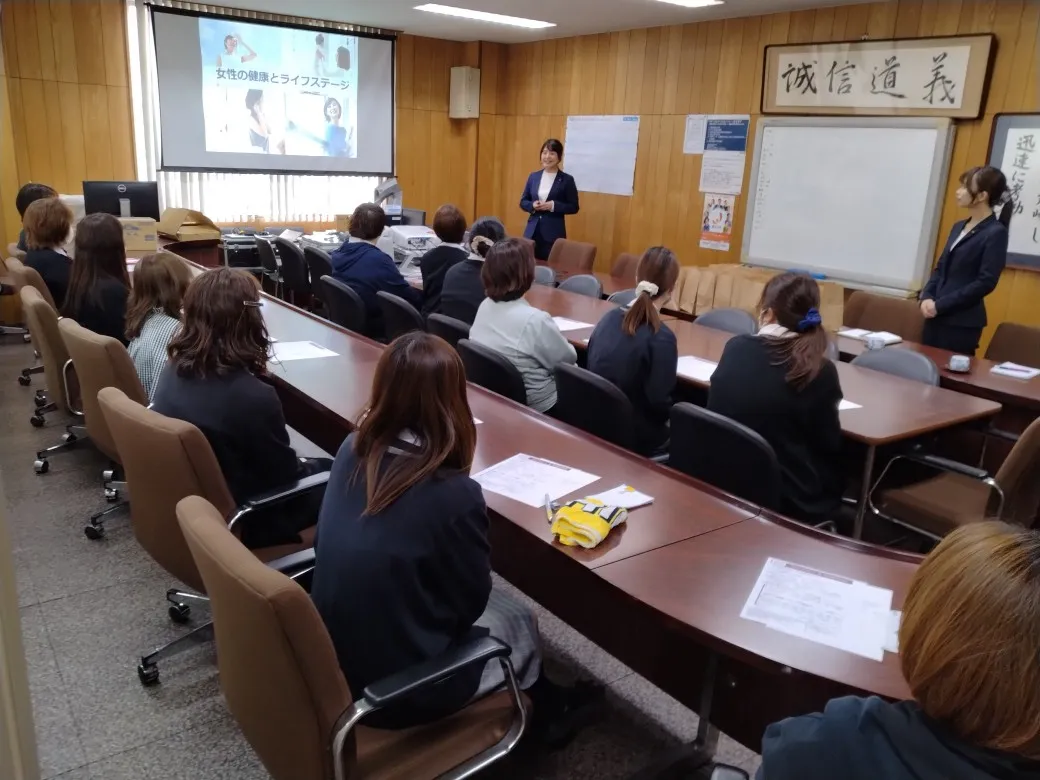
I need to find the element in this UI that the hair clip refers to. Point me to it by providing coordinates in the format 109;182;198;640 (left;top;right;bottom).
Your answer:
242;300;262;308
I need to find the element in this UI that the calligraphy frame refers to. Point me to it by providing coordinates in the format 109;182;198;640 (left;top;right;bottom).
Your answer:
762;35;994;118
989;114;1040;271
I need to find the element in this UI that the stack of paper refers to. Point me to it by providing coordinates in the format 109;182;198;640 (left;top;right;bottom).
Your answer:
839;399;862;411
991;362;1040;380
552;317;594;333
586;484;654;510
839;328;902;345
472;454;599;508
676;356;718;383
269;341;339;362
741;558;893;661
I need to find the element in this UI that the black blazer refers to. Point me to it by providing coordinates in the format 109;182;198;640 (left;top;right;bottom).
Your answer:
921;216;1007;329
419;244;467;317
520;170;579;243
23;248;71;308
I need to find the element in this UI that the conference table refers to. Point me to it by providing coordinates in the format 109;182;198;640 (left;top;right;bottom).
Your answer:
161;244;922;752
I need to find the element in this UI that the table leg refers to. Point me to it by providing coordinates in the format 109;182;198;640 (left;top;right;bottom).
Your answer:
853;445;876;541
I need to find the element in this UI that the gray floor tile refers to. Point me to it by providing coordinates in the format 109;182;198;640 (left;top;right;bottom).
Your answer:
48;768;92;780
39;578;226;763
86;717;267;780
21;605;89;779
13;548;39;607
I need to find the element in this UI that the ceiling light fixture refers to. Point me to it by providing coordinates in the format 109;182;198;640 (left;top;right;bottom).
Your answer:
414;4;556;29
653;0;725;8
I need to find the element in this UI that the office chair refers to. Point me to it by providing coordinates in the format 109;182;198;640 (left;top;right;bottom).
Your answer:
98;387;328;686
320;276;368;335
426;313;471;350
21;287;83;444
6;259;54;387
274;237;312;308
869;416;1040;540
610;252;640;281
985;322;1040;366
546;239;597;277
55;319;145;536
553;364;639;453
457;339;527;405
696;308;757;336
0;263;29;341
533;265;556;286
844;291;925;343
177;495;527;780
256;238;284;299
607;288;638;308
303;246;334;312
7;242;25;260
558;274;604;299
376;291;426;341
669;403;782;510
851;348;939;385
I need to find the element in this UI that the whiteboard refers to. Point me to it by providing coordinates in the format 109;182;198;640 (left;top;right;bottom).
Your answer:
742;118;955;295
564;115;641;197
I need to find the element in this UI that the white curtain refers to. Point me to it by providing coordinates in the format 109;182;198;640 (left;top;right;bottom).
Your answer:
125;0;379;223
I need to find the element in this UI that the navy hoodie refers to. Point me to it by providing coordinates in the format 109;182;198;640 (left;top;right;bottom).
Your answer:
758;696;1040;780
329;240;423;338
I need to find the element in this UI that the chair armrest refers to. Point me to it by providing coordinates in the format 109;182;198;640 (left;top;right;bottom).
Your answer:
986;427;1020;444
904;452;989;481
227;471;330;531
362;636;510;709
265;547;315;576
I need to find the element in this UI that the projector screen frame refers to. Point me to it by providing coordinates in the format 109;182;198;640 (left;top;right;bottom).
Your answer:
148;3;396;178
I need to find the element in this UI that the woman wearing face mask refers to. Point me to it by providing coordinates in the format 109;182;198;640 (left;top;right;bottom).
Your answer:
919;166;1011;356
519;139;580;261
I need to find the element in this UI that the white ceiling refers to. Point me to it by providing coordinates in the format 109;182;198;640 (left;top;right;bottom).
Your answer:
214;0;878;43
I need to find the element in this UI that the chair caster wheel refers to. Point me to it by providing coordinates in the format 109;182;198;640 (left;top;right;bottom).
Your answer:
102;468;115;482
30;415;44;428
22;333;31;343
169;604;191;624
33;459;48;474
61;432;77;444
84;524;105;541
104;488;119;502
137;662;159;686
34;394;47;407
18;374;30;386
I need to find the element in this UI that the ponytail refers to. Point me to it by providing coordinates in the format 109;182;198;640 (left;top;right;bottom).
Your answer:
759;276;829;390
470;235;495;258
622;281;662;336
998;199;1013;228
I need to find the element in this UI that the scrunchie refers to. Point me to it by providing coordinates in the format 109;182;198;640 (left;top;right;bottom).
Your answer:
635;280;659;297
469;235;494;254
797;307;822;332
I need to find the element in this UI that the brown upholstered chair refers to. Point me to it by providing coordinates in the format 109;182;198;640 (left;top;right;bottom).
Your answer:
7;242;26;260
6;257;56;309
546;238;597;278
984;322;1040;367
609;252;640;282
98;387;329;685
177;494;527;780
843;291;925;343
21;287;81;438
869;417;1040;539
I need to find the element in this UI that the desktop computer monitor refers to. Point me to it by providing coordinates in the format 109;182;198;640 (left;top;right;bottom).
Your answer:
83;181;161;221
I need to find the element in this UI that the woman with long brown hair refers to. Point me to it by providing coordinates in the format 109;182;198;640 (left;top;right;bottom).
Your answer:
126;253;194;400
708;272;843;524
151;267;330;548
311;332;599;736
587;246;680;456
61;212;131;343
758;521;1040;779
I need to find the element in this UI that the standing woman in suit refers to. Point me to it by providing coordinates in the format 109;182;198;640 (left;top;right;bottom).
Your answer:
520;139;580;261
920;166;1011;356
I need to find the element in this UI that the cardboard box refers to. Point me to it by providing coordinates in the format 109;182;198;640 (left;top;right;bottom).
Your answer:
118;217;158;253
156;208;220;243
335;214;351;233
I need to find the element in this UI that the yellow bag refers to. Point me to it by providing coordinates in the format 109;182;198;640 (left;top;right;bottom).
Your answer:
818;280;845;332
712;268;735;310
550;498;628;549
676;267;701;314
695;269;717;315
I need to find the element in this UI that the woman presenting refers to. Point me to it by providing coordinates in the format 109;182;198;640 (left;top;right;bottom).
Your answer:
920;166;1011;355
520;139;580;261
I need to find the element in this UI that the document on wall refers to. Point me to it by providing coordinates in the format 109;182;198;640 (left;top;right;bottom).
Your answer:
564;115;641;197
741;558;893;661
676;356;718;383
699;115;751;195
683;114;708;154
473;454;599;508
269;341;339;362
551;317;595;332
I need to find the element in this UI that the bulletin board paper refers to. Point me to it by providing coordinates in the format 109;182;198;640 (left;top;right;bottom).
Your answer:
564;115;641;197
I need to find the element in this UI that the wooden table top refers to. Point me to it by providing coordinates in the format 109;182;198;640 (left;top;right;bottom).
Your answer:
667;321;1002;446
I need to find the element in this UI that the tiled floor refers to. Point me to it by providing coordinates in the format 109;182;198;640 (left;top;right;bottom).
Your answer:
0;337;761;779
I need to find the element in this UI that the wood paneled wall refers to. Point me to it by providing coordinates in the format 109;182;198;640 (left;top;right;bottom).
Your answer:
470;1;1040;347
0;0;135;245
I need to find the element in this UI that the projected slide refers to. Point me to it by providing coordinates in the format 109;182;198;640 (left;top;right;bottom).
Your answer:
199;18;358;158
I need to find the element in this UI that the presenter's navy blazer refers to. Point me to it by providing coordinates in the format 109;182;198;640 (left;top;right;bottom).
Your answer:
921;215;1007;329
520;170;580;244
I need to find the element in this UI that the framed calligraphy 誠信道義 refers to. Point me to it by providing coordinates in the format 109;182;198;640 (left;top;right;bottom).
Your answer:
990;114;1040;271
762;35;994;118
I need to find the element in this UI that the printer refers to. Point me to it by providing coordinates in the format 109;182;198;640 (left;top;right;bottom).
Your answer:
377;225;438;268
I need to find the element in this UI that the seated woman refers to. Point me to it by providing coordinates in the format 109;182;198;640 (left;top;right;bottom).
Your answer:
707;272;842;524
439;216;507;325
22;196;73;308
151;268;329;548
758;521;1040;780
586;247;679;456
125;253;193;401
330;202;423;338
419;204;469;318
470;237;577;413
60;213;131;344
312;331;598;735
